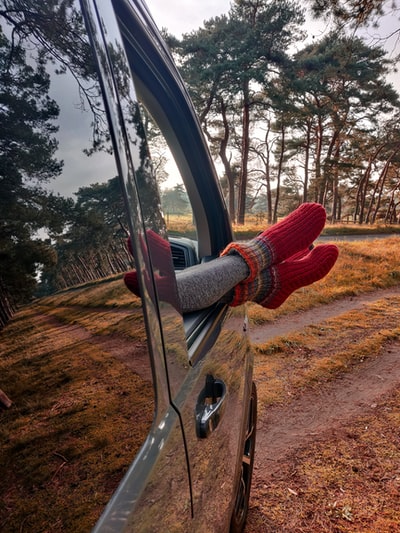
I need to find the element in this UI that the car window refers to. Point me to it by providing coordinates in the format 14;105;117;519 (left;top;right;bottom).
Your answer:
115;0;233;259
141;109;197;245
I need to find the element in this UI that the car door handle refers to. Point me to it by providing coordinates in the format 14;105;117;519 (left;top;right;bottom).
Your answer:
195;374;226;438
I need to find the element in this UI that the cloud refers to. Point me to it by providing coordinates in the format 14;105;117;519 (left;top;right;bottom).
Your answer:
47;67;117;198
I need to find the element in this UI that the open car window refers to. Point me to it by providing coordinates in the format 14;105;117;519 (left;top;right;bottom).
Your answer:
114;0;233;260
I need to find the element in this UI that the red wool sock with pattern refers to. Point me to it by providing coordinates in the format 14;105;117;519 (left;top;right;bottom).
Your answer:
229;244;339;309
221;203;326;282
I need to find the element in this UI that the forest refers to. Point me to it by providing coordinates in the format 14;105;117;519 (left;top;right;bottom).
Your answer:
1;0;400;326
165;0;400;225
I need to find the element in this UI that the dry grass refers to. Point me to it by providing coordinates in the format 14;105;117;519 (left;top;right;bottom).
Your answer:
165;214;196;237
0;286;152;533
246;237;400;533
249;238;400;410
254;296;400;408
247;237;400;325
249;387;400;532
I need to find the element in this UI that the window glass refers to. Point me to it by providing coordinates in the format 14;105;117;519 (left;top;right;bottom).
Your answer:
143;112;193;227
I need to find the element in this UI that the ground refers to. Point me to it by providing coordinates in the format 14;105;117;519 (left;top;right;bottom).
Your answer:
1;285;399;532
244;287;400;532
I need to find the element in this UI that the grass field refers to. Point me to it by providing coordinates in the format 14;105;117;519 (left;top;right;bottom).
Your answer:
166;213;400;240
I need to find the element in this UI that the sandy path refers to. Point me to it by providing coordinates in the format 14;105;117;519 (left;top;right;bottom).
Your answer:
245;286;400;531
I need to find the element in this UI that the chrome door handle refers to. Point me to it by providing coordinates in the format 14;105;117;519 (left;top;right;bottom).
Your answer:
195;374;226;438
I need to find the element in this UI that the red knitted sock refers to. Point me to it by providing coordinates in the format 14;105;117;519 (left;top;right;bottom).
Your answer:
283;245;314;263
260;244;339;309
228;244;338;308
221;203;326;281
127;230;171;271
124;270;140;297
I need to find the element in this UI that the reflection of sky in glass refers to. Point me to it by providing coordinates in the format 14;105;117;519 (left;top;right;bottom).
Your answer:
2;14;116;200
47;69;117;198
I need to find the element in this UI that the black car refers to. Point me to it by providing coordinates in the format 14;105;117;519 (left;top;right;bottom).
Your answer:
0;1;256;531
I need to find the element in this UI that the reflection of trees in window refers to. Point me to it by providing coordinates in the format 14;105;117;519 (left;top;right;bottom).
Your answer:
0;13;65;324
0;1;173;327
1;0;106;140
0;2;161;323
140;105;170;185
0;1;105;322
40;177;133;293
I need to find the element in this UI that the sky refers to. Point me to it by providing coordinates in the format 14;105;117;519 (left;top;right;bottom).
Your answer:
148;0;232;37
48;0;400;197
147;0;400;87
147;1;400;63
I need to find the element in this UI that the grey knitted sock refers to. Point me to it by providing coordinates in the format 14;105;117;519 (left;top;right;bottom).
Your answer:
176;255;249;313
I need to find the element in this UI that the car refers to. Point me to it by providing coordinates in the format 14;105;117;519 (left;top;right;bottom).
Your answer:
1;1;256;531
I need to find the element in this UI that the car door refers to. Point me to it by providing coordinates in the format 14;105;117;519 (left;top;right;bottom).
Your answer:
77;2;196;530
85;1;254;531
0;1;191;531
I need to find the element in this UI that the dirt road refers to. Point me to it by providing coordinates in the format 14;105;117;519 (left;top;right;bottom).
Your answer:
245;287;400;532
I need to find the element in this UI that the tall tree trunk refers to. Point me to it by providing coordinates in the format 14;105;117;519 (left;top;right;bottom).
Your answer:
202;97;236;222
355;160;372;223
219;100;236;221
273;122;286;223
259;120;273;223
314;118;323;203
237;82;250;225
371;149;400;223
359;174;370;224
368;158;391;223
265;160;273;224
356;145;386;224
303;121;312;203
330;141;341;222
321;129;339;207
